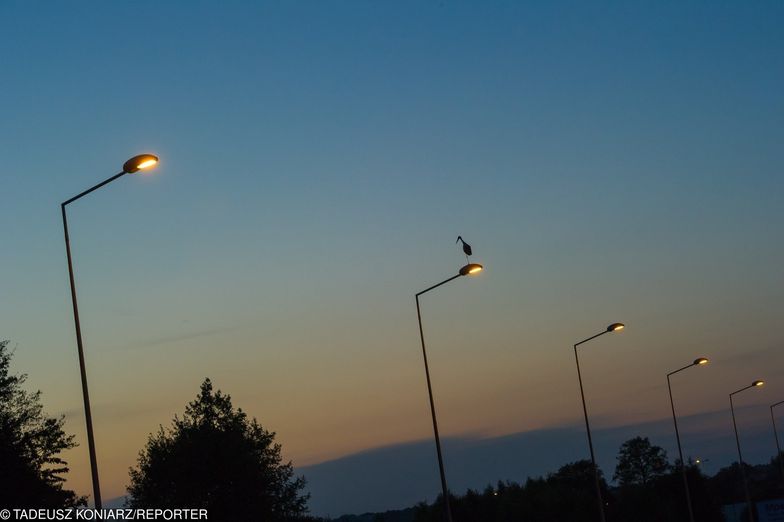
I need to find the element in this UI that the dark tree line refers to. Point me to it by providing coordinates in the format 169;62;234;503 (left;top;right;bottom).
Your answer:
409;437;784;522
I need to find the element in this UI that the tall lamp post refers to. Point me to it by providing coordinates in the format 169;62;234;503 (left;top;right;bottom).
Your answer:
415;262;483;522
771;400;784;483
62;154;159;508
667;357;709;522
730;379;765;522
573;322;625;522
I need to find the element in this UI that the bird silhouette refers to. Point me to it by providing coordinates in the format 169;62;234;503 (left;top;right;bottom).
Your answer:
456;236;472;256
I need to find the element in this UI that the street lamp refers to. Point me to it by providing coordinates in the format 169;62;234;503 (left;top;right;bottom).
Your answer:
667;357;709;522
415;262;483;522
573;322;624;522
730;380;765;522
61;154;160;508
771;400;784;483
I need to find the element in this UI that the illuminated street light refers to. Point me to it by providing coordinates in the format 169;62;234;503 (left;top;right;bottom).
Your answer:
459;263;483;276
122;154;159;173
573;323;625;522
61;154;160;509
667;356;710;522
415;261;484;522
729;379;766;522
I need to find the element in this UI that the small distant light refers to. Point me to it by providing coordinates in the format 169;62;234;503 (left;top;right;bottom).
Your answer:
695;358;709;366
754;380;765;387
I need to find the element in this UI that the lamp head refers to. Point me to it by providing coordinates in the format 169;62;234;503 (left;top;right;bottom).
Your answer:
123;154;159;174
753;380;765;387
694;357;709;366
607;323;625;332
459;263;483;276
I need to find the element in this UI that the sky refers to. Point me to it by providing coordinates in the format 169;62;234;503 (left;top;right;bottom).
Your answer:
1;0;783;516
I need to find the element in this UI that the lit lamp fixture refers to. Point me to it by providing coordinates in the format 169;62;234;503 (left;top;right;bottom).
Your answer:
573;323;625;522
123;154;159;173
61;154;161;509
729;379;766;522
459;263;483;276
667;356;710;522
414;258;484;522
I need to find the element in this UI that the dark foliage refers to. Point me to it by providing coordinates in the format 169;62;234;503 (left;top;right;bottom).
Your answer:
406;437;781;522
613;436;669;487
0;340;85;507
126;378;311;521
330;508;417;522
413;461;612;522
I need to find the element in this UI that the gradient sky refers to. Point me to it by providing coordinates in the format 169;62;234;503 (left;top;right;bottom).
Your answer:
1;0;783;515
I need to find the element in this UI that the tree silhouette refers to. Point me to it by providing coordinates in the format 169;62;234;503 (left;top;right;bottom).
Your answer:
0;340;85;507
127;378;310;521
548;460;612;521
613;436;670;487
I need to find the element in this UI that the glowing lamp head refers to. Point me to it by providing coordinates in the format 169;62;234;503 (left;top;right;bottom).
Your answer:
123;154;159;174
694;357;709;366
459;263;484;276
607;323;625;332
753;380;765;387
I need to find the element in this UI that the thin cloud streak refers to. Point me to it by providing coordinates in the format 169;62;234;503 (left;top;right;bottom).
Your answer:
109;324;241;351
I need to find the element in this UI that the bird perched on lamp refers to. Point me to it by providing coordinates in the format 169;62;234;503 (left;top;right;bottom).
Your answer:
456;236;473;257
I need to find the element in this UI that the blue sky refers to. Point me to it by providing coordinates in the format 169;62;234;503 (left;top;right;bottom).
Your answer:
1;0;783;515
